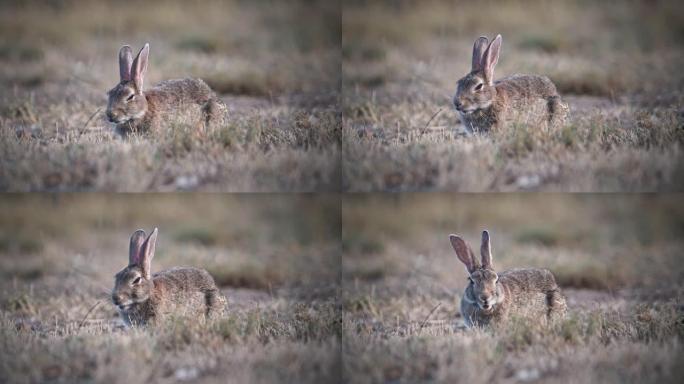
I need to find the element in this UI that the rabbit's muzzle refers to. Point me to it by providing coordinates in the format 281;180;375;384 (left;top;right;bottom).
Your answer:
105;110;117;123
106;109;128;124
112;294;134;310
478;295;493;310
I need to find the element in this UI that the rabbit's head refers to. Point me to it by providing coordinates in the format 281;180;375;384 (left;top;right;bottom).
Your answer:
453;35;502;115
106;44;150;125
112;228;158;311
450;230;500;311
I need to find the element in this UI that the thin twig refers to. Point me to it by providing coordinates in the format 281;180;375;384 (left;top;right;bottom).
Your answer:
420;302;442;330
421;108;444;133
81;107;102;132
79;300;102;329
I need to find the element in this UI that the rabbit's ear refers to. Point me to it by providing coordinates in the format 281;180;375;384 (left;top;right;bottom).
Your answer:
131;43;150;93
140;227;158;279
129;229;146;266
480;230;493;269
450;234;479;274
119;46;133;82
482;34;502;84
471;36;489;72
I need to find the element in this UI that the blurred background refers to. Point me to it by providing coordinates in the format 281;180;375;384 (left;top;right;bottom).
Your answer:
0;194;340;314
344;0;683;99
343;194;684;314
1;0;339;103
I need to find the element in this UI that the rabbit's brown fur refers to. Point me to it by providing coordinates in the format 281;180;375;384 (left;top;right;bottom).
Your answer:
450;230;566;327
112;228;226;326
106;43;226;136
453;35;568;133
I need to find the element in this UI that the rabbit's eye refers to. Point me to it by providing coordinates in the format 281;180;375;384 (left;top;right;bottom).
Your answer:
474;83;483;91
126;94;135;102
132;276;141;285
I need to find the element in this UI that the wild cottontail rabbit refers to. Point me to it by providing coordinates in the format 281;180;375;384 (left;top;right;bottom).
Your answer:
453;35;567;133
106;43;225;136
112;228;226;326
449;230;566;327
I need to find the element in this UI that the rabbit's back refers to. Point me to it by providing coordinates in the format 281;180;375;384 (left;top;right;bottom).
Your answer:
153;78;215;100
146;78;216;110
499;268;562;314
154;266;218;290
499;268;559;292
479;75;565;131
151;267;225;317
496;74;559;100
130;78;224;134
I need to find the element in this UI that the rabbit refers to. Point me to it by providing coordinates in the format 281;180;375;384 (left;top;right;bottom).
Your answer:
106;43;226;136
449;230;566;327
112;228;226;326
453;35;568;134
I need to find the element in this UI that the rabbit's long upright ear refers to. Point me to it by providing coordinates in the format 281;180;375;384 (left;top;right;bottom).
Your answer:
129;229;146;266
140;227;158;279
119;46;133;82
450;234;479;274
480;230;493;269
482;34;502;84
131;43;150;93
471;36;489;72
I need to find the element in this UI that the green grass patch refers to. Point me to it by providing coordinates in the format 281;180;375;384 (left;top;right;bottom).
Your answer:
0;42;44;62
175;35;220;54
518;34;564;53
0;234;44;254
206;262;284;290
342;232;385;255
515;227;561;247
174;227;218;247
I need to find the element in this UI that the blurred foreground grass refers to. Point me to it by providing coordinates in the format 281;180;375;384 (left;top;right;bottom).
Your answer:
342;194;684;290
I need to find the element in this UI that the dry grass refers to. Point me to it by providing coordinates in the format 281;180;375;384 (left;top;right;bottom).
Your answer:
0;195;341;383
0;0;341;192
342;0;684;192
342;194;684;383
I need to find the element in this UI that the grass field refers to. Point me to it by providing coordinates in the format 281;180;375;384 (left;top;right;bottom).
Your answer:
342;0;684;191
0;0;341;192
342;194;684;383
0;195;341;383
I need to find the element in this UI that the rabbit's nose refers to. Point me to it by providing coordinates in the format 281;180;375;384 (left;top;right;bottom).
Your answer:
453;99;462;111
106;110;116;122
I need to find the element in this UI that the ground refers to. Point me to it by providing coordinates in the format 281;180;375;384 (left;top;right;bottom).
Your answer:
342;0;684;192
341;194;684;383
0;0;340;192
0;195;341;383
